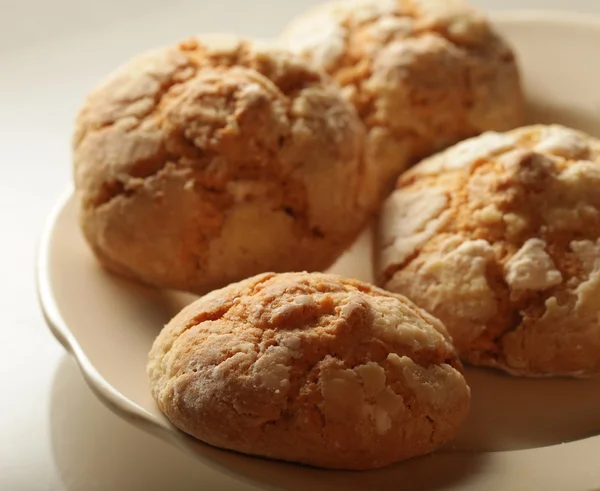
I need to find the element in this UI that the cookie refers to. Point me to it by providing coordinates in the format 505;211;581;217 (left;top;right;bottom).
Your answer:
377;124;600;377
148;272;470;470
74;35;375;294
280;0;525;197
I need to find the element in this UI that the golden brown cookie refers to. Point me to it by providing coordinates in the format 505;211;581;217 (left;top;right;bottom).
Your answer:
147;272;470;470
377;124;600;377
280;0;525;197
74;35;375;294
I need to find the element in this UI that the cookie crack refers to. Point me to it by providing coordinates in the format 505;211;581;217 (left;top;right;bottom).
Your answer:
379;189;454;284
77;62;199;147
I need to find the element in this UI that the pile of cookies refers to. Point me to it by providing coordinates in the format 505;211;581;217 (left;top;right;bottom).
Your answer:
73;0;600;472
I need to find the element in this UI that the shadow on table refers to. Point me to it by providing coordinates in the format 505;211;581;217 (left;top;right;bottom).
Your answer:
49;355;259;491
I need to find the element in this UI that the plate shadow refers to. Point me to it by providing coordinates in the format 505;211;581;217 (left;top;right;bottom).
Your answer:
49;355;259;491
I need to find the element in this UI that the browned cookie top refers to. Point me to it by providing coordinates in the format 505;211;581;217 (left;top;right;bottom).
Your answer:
148;272;470;469
281;0;525;196
379;125;600;377
74;36;375;294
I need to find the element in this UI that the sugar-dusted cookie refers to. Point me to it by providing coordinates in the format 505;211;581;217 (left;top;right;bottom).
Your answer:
74;36;374;294
281;0;525;196
378;125;600;377
148;272;470;469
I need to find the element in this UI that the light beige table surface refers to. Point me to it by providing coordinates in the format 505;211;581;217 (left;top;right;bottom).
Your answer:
2;1;600;490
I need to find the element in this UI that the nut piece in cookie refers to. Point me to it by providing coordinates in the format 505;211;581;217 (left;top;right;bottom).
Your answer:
281;0;525;197
147;272;470;470
74;35;375;294
377;124;600;377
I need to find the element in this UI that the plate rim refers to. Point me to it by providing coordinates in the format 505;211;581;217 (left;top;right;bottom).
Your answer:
36;186;180;441
36;188;293;491
38;9;600;489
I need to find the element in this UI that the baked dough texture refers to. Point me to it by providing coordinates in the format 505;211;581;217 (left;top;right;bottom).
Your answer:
281;0;525;197
377;124;600;377
74;36;374;294
148;272;470;470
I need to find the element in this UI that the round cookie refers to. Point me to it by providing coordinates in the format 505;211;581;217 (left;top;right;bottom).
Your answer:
74;35;374;294
280;0;525;197
377;124;600;377
148;272;470;470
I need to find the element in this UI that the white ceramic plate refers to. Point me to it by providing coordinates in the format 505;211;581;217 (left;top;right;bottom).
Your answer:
38;11;600;491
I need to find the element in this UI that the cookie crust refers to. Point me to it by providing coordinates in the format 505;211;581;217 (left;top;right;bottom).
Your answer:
281;0;525;196
148;272;470;469
74;36;373;294
378;125;600;377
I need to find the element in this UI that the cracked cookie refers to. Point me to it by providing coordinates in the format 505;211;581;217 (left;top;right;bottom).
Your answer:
377;124;600;377
74;35;375;294
280;0;525;197
147;272;470;469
